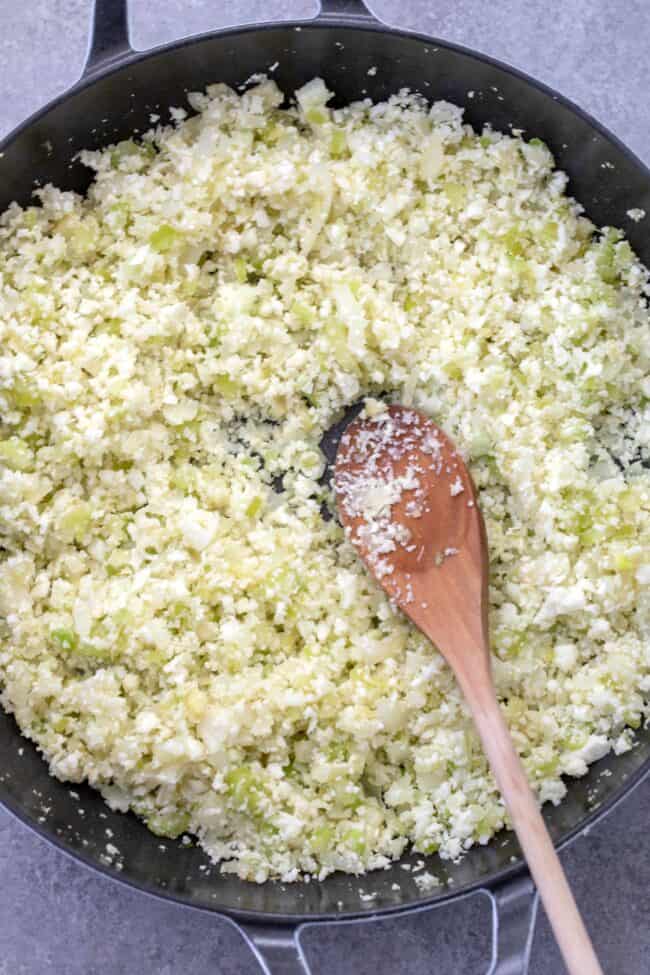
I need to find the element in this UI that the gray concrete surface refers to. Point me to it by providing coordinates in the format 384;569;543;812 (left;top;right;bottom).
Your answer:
0;1;648;972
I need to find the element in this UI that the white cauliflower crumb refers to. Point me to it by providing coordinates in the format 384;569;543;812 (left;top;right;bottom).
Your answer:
359;890;378;901
0;78;648;887
414;871;441;892
450;476;464;497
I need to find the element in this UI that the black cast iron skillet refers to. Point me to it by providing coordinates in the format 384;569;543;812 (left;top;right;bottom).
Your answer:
1;1;649;971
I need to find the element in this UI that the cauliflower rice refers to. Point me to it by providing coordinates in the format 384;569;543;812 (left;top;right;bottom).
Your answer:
1;78;649;883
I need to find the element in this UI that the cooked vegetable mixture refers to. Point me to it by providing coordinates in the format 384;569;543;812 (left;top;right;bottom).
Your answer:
1;79;649;883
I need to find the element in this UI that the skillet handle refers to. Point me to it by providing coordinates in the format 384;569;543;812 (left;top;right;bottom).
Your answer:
233;921;313;975
316;0;381;24
81;0;378;81
487;875;538;975
229;879;537;974
83;0;133;79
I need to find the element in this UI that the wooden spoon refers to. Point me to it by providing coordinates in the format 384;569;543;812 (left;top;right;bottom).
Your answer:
334;403;603;975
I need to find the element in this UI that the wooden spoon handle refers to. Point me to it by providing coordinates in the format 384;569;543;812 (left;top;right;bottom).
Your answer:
462;677;604;975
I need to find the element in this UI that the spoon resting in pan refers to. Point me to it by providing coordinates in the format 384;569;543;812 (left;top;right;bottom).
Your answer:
334;404;603;975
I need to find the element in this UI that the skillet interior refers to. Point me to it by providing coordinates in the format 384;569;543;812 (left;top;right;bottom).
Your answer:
1;21;649;920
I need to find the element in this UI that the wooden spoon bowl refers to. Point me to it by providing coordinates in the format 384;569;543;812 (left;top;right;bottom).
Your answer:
335;405;488;653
